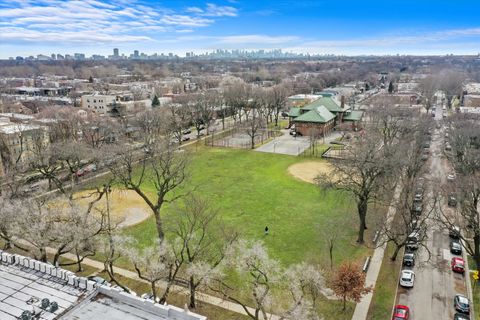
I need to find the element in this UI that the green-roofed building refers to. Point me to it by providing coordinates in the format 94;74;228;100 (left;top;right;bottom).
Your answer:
288;95;363;136
291;105;336;137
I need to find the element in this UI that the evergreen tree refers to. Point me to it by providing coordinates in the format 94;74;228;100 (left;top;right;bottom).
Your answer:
152;95;160;108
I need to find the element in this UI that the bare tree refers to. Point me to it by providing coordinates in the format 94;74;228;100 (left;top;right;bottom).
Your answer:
419;75;438;114
438;70;466;107
211;240;281;320
211;240;325;319
269;85;289;127
168;195;237;308
121;239;175;303
316;133;391;244
108;139;189;242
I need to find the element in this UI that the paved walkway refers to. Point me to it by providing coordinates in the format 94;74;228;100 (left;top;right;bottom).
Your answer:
44;248;280;319
351;181;403;320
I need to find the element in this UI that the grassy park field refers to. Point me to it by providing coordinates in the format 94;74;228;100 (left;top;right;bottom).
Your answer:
71;145;373;318
115;146;369;267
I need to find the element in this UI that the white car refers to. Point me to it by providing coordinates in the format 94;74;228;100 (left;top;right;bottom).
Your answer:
447;174;455;182
400;270;415;288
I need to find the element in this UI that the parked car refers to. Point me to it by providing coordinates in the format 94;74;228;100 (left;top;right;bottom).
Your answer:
181;135;191;142
451;241;463;255
399;270;415;288
412;203;423;215
447;174;456;182
392;305;410;320
75;169;85;177
414;192;423;203
454;294;470;314
182;128;192;135
454;312;470;320
448;194;458;207
406;240;418;251
449;226;461;239
85;164;97;173
445;144;452;151
87;276;109;286
421;154;429;161
403;253;415;267
451;257;465;274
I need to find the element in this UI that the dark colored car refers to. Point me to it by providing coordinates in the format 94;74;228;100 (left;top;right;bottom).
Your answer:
182;128;192;134
448;194;458;207
450;241;462;255
454;294;470;314
454;312;470;320
412;203;423;215
450;226;461;239
403;253;415;267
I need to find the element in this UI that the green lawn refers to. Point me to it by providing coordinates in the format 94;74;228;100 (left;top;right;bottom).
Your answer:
367;243;401;320
124;146;367;267
467;256;480;320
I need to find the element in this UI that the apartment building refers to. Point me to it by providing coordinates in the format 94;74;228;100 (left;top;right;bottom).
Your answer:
0;117;49;173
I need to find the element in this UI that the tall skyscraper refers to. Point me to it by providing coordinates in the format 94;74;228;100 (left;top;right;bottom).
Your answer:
133;50;139;57
113;48;119;57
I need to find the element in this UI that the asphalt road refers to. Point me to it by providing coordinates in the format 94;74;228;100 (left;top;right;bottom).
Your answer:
395;106;468;319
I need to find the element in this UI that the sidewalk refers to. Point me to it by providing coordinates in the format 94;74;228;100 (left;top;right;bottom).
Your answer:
351;181;403;320
47;248;280;319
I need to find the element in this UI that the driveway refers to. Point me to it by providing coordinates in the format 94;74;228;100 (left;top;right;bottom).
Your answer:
255;130;310;156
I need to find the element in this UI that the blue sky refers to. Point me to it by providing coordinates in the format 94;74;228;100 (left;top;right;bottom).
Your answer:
1;0;480;58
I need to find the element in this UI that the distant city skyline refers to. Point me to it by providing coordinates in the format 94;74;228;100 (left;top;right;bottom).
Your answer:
1;0;480;58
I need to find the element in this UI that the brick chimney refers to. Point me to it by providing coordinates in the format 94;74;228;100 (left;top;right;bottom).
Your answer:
340;95;345;109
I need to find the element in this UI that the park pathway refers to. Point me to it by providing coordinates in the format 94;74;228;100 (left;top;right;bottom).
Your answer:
44;248;280;319
351;181;403;320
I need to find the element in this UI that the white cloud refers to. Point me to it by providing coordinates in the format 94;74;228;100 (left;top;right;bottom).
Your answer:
186;7;204;14
186;4;238;17
0;0;239;45
0;27;151;43
160;15;213;27
203;3;238;17
219;34;300;44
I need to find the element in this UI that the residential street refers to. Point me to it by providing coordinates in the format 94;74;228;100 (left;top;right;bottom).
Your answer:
394;107;469;319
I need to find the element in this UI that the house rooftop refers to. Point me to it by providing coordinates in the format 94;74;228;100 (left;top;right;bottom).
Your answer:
342;110;364;122
293;105;335;123
0;123;41;134
301;97;350;113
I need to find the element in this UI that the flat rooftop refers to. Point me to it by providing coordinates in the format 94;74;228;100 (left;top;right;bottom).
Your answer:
0;262;90;320
0;251;206;320
64;294;180;320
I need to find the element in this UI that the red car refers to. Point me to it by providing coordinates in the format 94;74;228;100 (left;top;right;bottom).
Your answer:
451;257;465;273
392;305;410;320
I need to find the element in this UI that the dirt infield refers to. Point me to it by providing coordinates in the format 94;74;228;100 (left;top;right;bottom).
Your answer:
72;189;151;227
287;161;334;184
